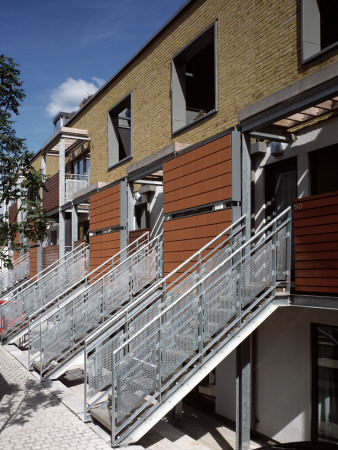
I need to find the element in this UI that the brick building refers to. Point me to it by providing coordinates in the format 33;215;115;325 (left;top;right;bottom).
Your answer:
3;0;338;447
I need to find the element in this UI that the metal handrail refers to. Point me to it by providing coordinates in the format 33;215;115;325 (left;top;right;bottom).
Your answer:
84;209;291;445
2;242;86;304
0;252;30;295
30;232;163;379
29;231;150;322
85;215;246;345
83;216;246;415
0;243;88;341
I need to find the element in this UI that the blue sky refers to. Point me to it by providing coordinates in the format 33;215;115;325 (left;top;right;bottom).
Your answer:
1;0;187;155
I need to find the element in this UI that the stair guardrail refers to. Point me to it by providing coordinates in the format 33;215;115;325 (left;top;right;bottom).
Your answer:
30;232;163;379
0;252;30;295
83;215;247;422
85;209;291;446
0;243;88;342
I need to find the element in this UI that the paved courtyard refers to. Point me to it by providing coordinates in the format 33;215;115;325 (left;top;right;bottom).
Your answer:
0;344;113;450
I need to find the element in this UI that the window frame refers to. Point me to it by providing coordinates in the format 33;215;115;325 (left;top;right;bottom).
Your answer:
171;22;218;135
301;0;338;64
107;92;133;170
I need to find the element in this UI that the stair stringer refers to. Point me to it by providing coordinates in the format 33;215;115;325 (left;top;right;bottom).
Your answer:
119;296;289;446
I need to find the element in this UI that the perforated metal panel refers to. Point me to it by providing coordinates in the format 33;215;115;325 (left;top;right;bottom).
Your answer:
116;339;157;422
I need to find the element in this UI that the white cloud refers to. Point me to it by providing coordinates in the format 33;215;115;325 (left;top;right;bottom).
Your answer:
46;77;104;117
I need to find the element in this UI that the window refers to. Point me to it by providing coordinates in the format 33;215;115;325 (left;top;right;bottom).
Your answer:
312;324;338;442
72;153;90;179
135;203;148;230
108;94;132;168
172;23;217;134
302;0;338;62
310;144;338;196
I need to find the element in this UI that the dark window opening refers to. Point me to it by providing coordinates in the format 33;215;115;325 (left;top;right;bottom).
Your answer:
108;94;132;168
302;0;338;62
312;323;338;442
135;203;148;230
172;23;217;133
310;144;338;196
72;153;90;179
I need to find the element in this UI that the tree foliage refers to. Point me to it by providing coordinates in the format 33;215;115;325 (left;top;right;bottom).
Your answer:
0;55;48;268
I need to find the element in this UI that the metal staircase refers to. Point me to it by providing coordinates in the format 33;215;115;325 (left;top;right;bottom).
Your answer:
28;232;163;380
83;209;292;446
0;252;30;296
0;243;88;343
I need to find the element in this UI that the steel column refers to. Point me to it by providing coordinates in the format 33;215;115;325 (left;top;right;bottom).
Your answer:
236;336;251;450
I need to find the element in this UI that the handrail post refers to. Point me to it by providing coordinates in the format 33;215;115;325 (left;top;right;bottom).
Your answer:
272;220;277;293
111;355;116;447
286;210;292;295
197;253;204;359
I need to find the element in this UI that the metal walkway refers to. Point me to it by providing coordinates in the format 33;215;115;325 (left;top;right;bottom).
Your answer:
28;233;163;381
83;209;291;446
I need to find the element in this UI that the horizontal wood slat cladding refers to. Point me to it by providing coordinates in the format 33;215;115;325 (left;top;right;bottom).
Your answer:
294;190;338;294
164;209;232;285
29;247;38;278
89;184;120;231
9;202;17;224
43;173;59;212
42;245;59;270
89;232;120;274
164;135;232;214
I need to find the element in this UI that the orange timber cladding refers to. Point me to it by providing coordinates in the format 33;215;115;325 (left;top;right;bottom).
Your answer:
294;190;338;295
89;183;121;273
163;134;233;283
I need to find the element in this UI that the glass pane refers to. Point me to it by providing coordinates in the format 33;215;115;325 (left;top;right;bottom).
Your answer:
315;324;338;442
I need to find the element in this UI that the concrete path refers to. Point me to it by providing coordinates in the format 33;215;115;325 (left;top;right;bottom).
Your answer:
0;344;113;450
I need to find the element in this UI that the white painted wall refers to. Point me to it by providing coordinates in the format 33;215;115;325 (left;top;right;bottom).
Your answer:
215;349;236;422
255;306;338;442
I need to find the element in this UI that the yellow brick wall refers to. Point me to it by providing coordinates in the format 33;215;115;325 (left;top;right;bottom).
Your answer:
46;155;59;178
68;0;338;186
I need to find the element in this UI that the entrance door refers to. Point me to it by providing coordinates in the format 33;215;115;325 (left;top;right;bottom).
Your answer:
265;158;297;279
312;324;338;442
265;158;297;221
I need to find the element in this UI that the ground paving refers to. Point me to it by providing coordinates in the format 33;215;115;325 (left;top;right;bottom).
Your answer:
0;343;266;449
0;344;114;450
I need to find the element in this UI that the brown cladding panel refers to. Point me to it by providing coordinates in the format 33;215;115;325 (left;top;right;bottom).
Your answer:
164;208;232;285
89;232;120;276
29;247;38;278
294;190;338;294
42;245;59;270
43;173;59;212
9;202;18;224
164;135;232;214
90;184;120;231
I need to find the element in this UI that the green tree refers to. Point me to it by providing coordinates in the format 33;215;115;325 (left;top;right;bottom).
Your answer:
0;55;47;268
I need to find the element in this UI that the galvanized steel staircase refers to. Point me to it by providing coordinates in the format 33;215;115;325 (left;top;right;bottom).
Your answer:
0;252;30;296
28;232;163;380
0;243;88;343
83;209;292;446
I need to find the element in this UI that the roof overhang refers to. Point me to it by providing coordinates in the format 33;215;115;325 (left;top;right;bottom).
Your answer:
237;62;338;142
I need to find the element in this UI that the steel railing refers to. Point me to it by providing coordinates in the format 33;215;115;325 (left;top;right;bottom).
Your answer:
29;232;163;379
65;174;89;202
0;243;88;342
0;253;30;295
83;216;247;422
84;209;291;445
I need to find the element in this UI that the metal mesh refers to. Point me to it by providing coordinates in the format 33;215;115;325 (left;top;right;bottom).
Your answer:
241;241;272;307
0;254;30;294
203;268;237;339
276;227;287;281
1;246;87;338
162;299;199;379
87;330;124;398
116;339;157;422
